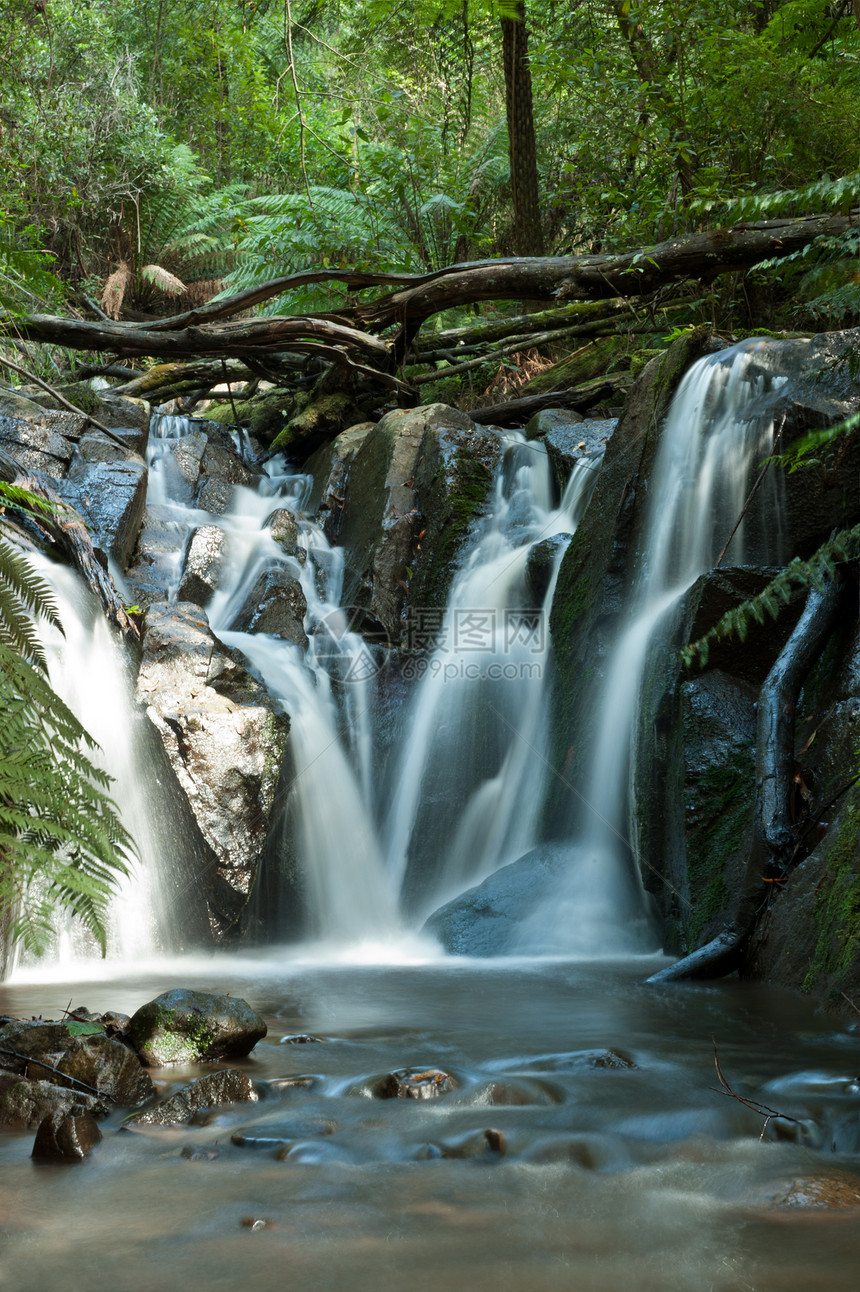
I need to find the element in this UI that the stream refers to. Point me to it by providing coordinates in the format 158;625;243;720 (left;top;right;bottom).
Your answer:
2;957;860;1290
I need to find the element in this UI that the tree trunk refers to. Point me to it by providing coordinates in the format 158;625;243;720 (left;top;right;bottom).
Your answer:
648;574;848;984
501;3;544;257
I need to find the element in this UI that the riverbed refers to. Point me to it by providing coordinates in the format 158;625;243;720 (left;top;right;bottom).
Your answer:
2;953;859;1290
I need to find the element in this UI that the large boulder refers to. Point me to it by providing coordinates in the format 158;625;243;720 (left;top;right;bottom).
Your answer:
128;990;267;1066
525;408;617;491
422;844;572;956
55;429;148;570
304;422;375;543
337;404;503;643
56;1035;155;1106
137;602;290;934
0;1073;100;1131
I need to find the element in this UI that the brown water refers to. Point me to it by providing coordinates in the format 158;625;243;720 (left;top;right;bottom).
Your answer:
2;954;860;1291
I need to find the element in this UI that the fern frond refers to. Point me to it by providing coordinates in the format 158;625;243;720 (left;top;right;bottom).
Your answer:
139;264;187;296
0;536;62;669
100;261;133;320
681;523;860;670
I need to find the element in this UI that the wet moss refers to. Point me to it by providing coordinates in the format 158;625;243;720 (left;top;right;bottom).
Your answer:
684;752;754;946
803;803;860;997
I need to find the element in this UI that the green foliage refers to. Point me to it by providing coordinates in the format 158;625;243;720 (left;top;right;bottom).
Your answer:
682;522;860;671
0;484;134;958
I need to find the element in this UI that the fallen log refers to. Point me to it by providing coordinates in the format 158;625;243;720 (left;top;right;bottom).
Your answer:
467;377;622;426
648;572;849;984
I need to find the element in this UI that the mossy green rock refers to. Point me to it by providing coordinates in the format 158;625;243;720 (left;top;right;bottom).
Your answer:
128;989;267;1067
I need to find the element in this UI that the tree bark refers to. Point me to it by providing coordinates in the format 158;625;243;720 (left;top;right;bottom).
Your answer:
648;574;848;984
501;3;544;257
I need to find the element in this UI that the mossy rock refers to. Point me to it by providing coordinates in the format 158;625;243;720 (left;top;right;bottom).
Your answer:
271;392;364;458
206;390;297;443
128;988;267;1067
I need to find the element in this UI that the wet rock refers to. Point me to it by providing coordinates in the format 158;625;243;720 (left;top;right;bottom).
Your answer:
278;1034;323;1044
54;430;148;570
0;1020;78;1070
0;1073;99;1131
432;1128;506;1159
338;405;502;644
176;525;228;607
240;1216;274;1230
32;1107;102;1161
228;568;309;648
231;1115;335;1148
521;1048;636;1072
373;1067;456;1099
525;534;571;605
181;1144;220;1160
305;422;375;542
128;989;267;1066
525;407;583;440
124;1068;259;1125
0;392;85;477
422;843;572;956
263;508;300;557
137;603;290;932
765;1173;860;1209
197;477;234;515
57;1035;155;1106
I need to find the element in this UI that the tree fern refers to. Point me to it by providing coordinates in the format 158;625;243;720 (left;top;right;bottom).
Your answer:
682;521;860;671
0;484;135;959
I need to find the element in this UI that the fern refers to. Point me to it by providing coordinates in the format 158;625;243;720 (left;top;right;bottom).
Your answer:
681;522;860;671
0;484;135;959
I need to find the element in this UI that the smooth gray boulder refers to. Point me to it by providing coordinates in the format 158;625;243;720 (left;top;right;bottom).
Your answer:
422;844;572;956
128;989;267;1066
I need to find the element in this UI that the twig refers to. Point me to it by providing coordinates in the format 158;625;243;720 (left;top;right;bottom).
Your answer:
0;1045;115;1103
711;1039;799;1140
0;354;131;450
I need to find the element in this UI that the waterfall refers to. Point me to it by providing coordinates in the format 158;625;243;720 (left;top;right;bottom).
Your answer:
383;435;601;917
522;340;787;956
146;416;400;946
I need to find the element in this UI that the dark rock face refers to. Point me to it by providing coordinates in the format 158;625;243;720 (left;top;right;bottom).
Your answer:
228;567;309;648
0;1018;154;1109
137;603;290;933
525;534;571;605
124;1068;259;1126
55;430;148;569
177;525;228;607
337;405;502;644
422;844;572;956
128;989;267;1067
32;1108;102;1161
0;391;150;570
304;422;375;543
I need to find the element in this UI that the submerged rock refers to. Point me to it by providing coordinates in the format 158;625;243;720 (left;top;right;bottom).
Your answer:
422;843;572;956
373;1068;456;1099
124;1068;259;1126
128;989;267;1066
32;1107;102;1161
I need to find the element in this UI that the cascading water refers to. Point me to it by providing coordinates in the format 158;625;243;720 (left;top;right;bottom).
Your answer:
523;339;787;955
145;415;399;947
384;434;601;916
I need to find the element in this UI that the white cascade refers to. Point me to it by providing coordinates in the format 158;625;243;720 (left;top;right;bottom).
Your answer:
524;339;787;955
383;433;602;915
147;415;399;944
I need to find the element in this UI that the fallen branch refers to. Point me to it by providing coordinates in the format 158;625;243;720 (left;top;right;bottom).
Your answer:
0;354;132;450
468;377;622;426
711;1040;799;1140
649;572;848;983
